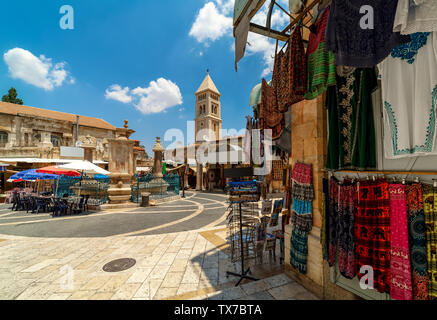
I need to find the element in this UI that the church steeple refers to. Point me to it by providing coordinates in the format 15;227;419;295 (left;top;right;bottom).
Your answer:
195;70;220;95
194;71;222;142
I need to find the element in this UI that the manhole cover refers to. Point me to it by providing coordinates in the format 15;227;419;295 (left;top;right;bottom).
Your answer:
103;258;136;272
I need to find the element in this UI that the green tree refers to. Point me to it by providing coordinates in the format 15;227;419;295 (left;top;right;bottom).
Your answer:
2;87;23;105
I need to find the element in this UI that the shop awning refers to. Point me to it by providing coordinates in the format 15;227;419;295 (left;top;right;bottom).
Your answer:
234;0;321;69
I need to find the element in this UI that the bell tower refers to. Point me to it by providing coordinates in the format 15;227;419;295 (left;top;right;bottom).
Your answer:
194;71;222;142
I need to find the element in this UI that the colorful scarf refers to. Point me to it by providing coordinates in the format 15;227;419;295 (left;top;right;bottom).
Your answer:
327;177;356;279
304;6;336;100
291;199;313;232
292;162;313;185
423;185;437;300
292;182;314;201
355;179;391;294
289;225;309;274
389;184;413;300
406;183;429;300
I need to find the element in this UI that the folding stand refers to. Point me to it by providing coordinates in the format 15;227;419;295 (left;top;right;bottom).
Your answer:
226;201;259;286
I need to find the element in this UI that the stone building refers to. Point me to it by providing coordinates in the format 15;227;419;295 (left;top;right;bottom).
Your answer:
0;101;148;193
0;101;116;161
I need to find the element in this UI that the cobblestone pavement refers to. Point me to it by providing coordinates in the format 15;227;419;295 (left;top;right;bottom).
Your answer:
0;192;317;300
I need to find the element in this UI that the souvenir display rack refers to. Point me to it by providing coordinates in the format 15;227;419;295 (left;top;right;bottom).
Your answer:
226;180;261;286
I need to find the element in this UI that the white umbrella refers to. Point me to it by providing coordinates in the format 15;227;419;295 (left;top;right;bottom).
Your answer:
58;160;110;175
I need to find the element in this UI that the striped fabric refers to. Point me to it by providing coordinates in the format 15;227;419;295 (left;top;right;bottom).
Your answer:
289;225;309;274
304;6;336;100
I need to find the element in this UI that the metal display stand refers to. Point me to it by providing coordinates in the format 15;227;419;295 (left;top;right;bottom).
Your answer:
226;180;260;286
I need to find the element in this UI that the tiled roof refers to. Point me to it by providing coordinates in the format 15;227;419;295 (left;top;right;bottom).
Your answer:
196;73;220;95
0;101;116;131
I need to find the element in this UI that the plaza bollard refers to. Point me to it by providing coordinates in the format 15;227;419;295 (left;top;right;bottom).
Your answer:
140;192;151;207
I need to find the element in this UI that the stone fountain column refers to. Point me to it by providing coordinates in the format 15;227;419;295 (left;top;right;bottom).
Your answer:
104;120;136;208
148;137;169;194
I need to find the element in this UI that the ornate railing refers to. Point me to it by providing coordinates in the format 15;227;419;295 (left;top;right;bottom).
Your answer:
131;173;180;203
55;175;110;204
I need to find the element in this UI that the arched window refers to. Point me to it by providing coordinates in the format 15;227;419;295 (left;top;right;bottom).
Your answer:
0;131;8;147
51;135;62;147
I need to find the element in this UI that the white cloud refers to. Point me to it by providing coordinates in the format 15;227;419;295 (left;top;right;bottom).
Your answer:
105;78;183;115
105;84;132;104
189;2;233;43
133;78;183;115
3;48;74;90
189;0;290;77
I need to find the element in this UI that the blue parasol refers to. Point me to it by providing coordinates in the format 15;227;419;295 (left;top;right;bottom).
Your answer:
10;169;59;181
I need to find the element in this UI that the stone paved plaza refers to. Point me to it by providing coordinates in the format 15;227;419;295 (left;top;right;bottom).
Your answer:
0;192;317;300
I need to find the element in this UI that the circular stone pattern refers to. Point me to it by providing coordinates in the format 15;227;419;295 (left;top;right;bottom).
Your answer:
102;258;136;272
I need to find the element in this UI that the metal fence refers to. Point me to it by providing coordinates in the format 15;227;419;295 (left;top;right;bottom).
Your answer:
131;173;180;203
55;175;111;204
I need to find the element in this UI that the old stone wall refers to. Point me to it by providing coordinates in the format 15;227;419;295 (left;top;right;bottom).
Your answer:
284;94;359;300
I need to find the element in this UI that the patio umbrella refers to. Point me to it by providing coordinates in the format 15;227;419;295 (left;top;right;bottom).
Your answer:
10;169;59;181
36;166;81;177
58;160;110;175
58;161;110;197
36;166;81;196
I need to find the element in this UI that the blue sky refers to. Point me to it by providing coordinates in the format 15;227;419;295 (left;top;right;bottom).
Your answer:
0;0;289;155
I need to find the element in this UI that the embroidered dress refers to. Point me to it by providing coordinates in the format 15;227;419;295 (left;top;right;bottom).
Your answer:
406;183;429;300
379;32;437;159
355;179;391;294
326;0;411;67
423;185;437;300
304;6;336;100
389;184;413;300
394;0;437;35
325;68;377;170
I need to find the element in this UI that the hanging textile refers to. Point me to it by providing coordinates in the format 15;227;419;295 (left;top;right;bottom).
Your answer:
276;109;292;155
325;67;378;170
288;27;307;105
327;177;339;267
389;184;413;300
394;0;437;35
290;162;314;274
272;27;306;113
325;0;411;67
243;116;252;164
355;179;391;294
322;178;329;260
378;32;437;159
327;177;356;279
423;185;437;300
304;5;336;100
260;79;284;140
289;225;309;274
405;183;429;300
271;160;285;181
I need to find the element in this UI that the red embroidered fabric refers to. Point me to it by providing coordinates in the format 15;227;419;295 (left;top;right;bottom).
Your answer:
354;179;391;294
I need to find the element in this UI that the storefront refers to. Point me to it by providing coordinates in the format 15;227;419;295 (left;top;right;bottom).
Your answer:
235;0;437;300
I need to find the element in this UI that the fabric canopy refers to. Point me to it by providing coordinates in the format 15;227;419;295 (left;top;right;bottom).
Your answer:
37;166;81;177
59;160;110;175
10;169;59;181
